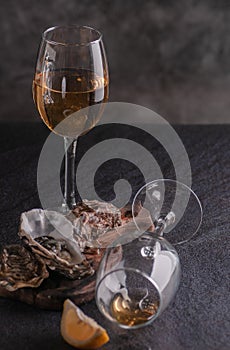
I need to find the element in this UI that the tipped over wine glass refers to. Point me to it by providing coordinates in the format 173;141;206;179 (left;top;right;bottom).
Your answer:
95;179;203;329
33;25;109;211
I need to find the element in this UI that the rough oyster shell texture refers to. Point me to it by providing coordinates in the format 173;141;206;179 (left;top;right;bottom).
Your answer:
0;245;49;291
70;199;122;249
19;209;93;279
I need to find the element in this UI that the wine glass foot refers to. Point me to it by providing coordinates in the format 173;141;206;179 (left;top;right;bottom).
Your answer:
132;179;203;245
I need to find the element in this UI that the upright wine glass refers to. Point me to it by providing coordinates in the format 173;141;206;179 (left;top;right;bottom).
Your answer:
33;25;109;211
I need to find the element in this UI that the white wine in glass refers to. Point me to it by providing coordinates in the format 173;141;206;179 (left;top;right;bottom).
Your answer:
33;69;108;132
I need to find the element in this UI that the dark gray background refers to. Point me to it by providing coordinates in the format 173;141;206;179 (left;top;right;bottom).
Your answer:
1;0;230;123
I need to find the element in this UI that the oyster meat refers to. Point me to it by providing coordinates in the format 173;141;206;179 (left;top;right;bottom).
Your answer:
0;245;49;291
19;209;93;279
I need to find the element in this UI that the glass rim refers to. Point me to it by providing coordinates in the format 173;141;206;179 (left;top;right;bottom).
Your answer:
42;25;103;47
95;267;162;329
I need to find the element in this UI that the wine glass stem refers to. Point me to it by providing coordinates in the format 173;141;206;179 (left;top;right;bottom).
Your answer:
154;211;176;237
154;222;165;237
63;136;78;210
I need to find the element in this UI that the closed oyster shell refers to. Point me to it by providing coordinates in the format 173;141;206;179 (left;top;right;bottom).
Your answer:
0;245;49;291
19;209;93;279
70;200;153;249
73;200;122;228
71;199;122;249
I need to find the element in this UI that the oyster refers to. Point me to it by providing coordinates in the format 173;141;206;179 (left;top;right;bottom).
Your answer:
71;200;154;249
19;209;93;279
17;202;139;280
0;245;49;291
71;199;122;249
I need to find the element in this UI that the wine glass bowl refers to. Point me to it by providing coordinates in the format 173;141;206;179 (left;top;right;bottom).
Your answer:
96;233;180;329
132;179;203;245
33;25;108;136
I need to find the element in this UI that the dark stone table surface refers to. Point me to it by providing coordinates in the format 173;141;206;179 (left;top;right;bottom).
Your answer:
0;122;229;350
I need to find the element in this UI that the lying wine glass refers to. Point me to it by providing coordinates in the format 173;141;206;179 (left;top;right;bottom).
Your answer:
95;179;202;329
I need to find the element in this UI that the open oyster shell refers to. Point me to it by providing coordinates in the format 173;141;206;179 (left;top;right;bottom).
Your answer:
0;245;49;291
19;209;93;279
17;201;151;281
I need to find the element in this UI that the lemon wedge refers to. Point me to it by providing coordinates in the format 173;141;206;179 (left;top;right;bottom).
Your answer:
61;299;109;349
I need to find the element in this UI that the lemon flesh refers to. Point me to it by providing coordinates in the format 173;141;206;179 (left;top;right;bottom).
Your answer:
61;299;109;349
